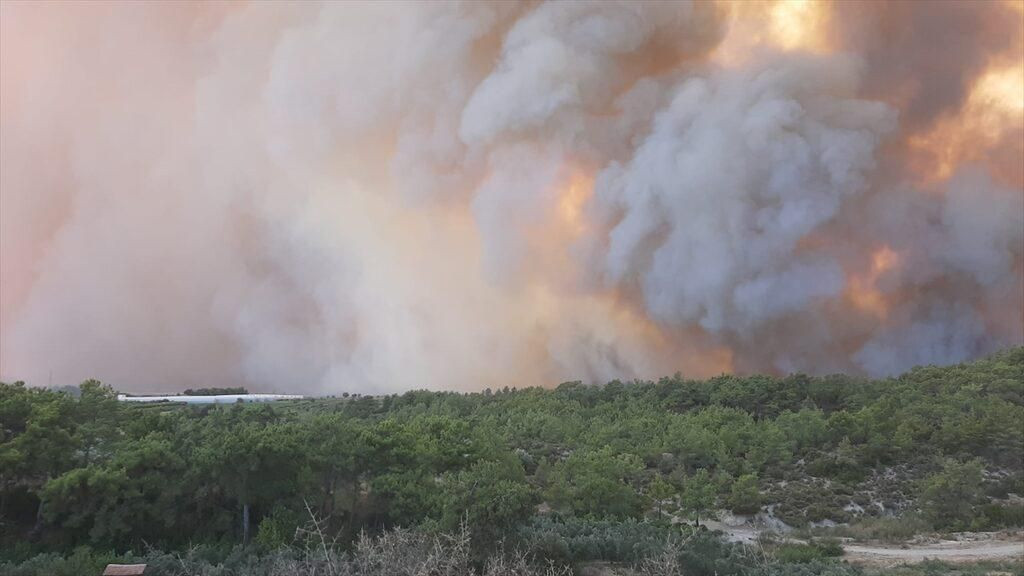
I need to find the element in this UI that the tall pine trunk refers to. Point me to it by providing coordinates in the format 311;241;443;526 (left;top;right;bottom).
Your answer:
321;473;336;519
242;502;251;544
29;498;45;539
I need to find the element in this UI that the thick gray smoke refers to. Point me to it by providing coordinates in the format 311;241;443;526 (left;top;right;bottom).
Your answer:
1;1;1021;394
592;55;895;333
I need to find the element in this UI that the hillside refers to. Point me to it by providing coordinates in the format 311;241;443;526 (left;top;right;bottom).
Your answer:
1;348;1022;575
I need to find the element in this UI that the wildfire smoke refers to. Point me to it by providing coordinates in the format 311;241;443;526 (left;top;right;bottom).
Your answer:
1;0;1021;393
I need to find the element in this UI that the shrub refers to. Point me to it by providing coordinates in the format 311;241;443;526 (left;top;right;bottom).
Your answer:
255;506;301;551
819;514;931;543
811;538;844;557
774;543;826;563
519;516;669;563
0;547;133;576
728;473;762;514
971;502;1024;530
918;459;984;530
771;480;848;527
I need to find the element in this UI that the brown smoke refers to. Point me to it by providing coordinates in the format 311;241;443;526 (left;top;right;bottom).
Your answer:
1;0;1021;393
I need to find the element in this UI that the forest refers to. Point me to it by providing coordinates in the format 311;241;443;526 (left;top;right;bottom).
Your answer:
1;348;1022;575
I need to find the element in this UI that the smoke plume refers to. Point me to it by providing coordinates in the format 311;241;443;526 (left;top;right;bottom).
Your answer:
1;0;1021;394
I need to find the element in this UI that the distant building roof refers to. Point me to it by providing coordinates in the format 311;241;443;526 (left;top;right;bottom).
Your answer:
117;393;303;404
103;564;147;575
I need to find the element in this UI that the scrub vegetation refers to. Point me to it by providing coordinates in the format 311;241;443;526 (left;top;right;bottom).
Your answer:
1;348;1022;575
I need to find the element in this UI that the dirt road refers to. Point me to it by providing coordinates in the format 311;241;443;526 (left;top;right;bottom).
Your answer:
707;518;1023;566
843;538;1024;566
575;535;1023;574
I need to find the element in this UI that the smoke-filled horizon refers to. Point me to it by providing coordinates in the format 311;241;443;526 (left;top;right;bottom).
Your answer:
1;0;1022;394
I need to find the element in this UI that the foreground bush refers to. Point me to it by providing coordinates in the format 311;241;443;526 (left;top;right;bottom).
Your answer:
518;516;670;563
0;526;571;576
0;522;871;576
